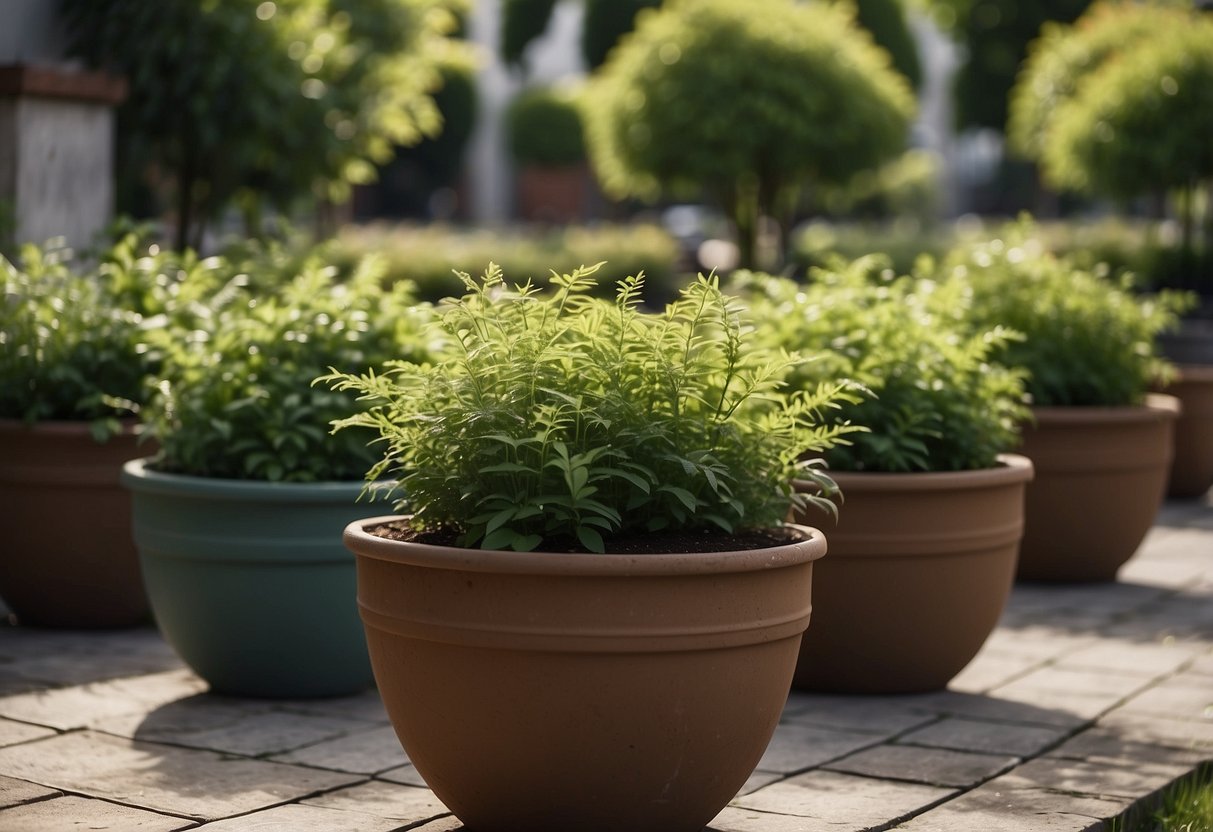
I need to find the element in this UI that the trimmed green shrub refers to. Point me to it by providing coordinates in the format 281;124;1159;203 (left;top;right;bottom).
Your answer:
141;252;432;482
332;223;682;303
739;258;1027;472
506;86;586;167
940;220;1191;407
322;264;860;551
583;0;914;270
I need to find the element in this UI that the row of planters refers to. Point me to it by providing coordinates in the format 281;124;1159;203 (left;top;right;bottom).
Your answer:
1;221;1206;831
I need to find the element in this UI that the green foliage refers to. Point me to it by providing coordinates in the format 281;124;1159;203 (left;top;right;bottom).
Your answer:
506;86;587;167
581;0;662;69
1040;17;1213;202
0;240;150;437
790;219;953;278
583;0;914;269
940;219;1191;407
1008;2;1192;162
738;258;1027;472
61;0;467;249
332;222;682;303
321;263;859;551
142;252;432;482
501;0;559;69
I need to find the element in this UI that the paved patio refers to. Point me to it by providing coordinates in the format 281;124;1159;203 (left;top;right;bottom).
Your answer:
0;496;1210;832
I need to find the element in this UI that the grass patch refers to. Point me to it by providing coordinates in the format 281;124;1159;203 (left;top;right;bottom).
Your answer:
1113;765;1213;832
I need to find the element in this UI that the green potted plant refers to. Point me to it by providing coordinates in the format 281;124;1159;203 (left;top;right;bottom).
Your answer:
506;85;590;222
0;236;182;628
943;221;1188;582
738;259;1033;693
323;263;857;832
122;250;431;697
1011;4;1213;497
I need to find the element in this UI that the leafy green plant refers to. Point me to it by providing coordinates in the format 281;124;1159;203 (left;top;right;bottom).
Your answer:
738;257;1027;472
142;253;432;482
940;219;1192;407
61;0;468;250
506;86;586;168
321;263;859;551
0;240;150;438
583;0;914;270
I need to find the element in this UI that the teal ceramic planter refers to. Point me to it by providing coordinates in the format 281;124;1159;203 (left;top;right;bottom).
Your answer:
121;458;375;698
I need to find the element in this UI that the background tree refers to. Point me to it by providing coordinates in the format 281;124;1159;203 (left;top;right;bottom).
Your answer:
583;0;914;269
1040;17;1213;295
61;0;468;251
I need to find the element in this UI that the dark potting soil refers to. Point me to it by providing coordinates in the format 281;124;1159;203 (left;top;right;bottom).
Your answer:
366;521;805;554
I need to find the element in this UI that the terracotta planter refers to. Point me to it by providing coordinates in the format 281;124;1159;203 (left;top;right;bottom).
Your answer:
1016;394;1180;582
790;455;1033;694
122;459;374;698
1159;365;1213;498
344;517;827;832
0;420;149;627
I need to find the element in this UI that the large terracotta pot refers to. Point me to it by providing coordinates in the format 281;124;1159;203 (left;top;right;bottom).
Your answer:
344;517;827;832
0;420;149;627
790;455;1033;694
1016;394;1180;582
122;459;374;698
1159;365;1213;498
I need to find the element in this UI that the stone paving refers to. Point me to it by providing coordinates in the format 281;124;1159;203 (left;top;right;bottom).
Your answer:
0;497;1210;831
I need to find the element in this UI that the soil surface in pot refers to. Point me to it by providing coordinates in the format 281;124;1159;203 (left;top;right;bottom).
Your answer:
367;521;803;554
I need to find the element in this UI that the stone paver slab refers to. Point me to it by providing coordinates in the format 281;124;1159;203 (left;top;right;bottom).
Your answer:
898;716;1070;757
976;627;1095;661
1000;756;1192;800
377;763;427;788
272;724;408;773
1047;728;1209;768
1096;710;1213;752
0;773;58;808
98;697;374;757
710;805;849;832
1116;676;1213;722
902;690;1088;728
0;794;193;831
991;666;1152;701
303;779;448;823
0;670;206;731
1184;651;1213;676
0;730;361;820
824;743;1017;788
892;785;1124;831
735;769;954;825
193;802;403;831
0;718;55;748
1058;639;1205;678
782;692;938;735
946;651;1043;694
275;690;391;724
754;722;883;774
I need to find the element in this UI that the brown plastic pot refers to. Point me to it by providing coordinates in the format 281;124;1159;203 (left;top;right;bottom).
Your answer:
790;455;1033;694
1016;394;1179;583
0;420;149;627
1159;365;1213;498
344;517;827;832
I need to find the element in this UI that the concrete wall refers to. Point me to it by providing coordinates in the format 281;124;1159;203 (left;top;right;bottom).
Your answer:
0;1;117;249
0;95;114;248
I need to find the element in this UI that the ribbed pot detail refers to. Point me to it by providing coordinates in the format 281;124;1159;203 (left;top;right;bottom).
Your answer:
1161;366;1213;498
1016;394;1179;582
345;517;827;832
791;454;1033;694
0;420;149;627
122;458;374;697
